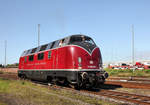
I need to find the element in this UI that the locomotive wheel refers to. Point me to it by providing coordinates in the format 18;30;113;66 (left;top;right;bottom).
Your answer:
63;79;69;87
47;76;52;84
20;74;26;80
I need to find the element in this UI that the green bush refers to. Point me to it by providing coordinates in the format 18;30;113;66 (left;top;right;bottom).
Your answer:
105;68;150;77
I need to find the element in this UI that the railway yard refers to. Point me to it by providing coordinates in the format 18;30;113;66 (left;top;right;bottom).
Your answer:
1;0;150;105
0;68;150;105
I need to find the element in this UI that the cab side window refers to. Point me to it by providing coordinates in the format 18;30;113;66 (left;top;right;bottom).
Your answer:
40;44;48;51
31;48;37;54
50;42;55;49
38;53;44;60
59;39;65;47
29;55;34;61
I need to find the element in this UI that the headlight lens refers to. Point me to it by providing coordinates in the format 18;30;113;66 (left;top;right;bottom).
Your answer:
78;57;82;63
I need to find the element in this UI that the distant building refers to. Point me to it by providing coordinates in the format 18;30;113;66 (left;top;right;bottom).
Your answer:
107;60;150;70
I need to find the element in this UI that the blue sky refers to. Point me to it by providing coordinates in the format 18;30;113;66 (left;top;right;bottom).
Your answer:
0;0;150;64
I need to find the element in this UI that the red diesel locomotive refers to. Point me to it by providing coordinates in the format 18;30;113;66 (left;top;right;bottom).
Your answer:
18;34;108;89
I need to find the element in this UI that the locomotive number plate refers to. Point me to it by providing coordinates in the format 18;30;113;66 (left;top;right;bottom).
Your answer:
90;60;94;64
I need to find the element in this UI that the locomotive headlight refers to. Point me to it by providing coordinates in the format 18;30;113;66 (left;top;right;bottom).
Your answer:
78;57;82;69
78;57;82;64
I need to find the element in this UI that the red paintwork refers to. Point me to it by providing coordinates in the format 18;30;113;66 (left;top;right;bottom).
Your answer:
19;45;101;70
144;65;150;69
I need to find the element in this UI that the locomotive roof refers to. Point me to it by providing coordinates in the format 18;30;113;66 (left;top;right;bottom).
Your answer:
68;34;89;37
21;34;92;57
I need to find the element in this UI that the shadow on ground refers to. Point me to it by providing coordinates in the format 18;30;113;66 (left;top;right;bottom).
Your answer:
86;83;123;92
31;79;123;92
100;83;122;90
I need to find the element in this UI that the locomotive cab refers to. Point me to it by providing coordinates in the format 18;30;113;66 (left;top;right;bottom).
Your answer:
67;35;108;89
68;35;102;69
69;35;96;54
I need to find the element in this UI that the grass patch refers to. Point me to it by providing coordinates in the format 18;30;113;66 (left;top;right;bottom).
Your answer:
0;79;10;93
0;79;78;105
0;102;7;105
0;78;117;105
45;87;116;105
0;71;4;74
105;68;150;77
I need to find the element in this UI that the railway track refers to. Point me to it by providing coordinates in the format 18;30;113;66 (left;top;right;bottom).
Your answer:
33;81;150;105
0;73;18;80
1;73;150;105
105;77;150;89
31;79;150;105
105;81;150;89
107;77;150;82
84;90;150;105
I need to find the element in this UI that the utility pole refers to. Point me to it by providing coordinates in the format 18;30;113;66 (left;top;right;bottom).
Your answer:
4;40;7;67
132;25;135;67
130;25;135;80
38;24;40;46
